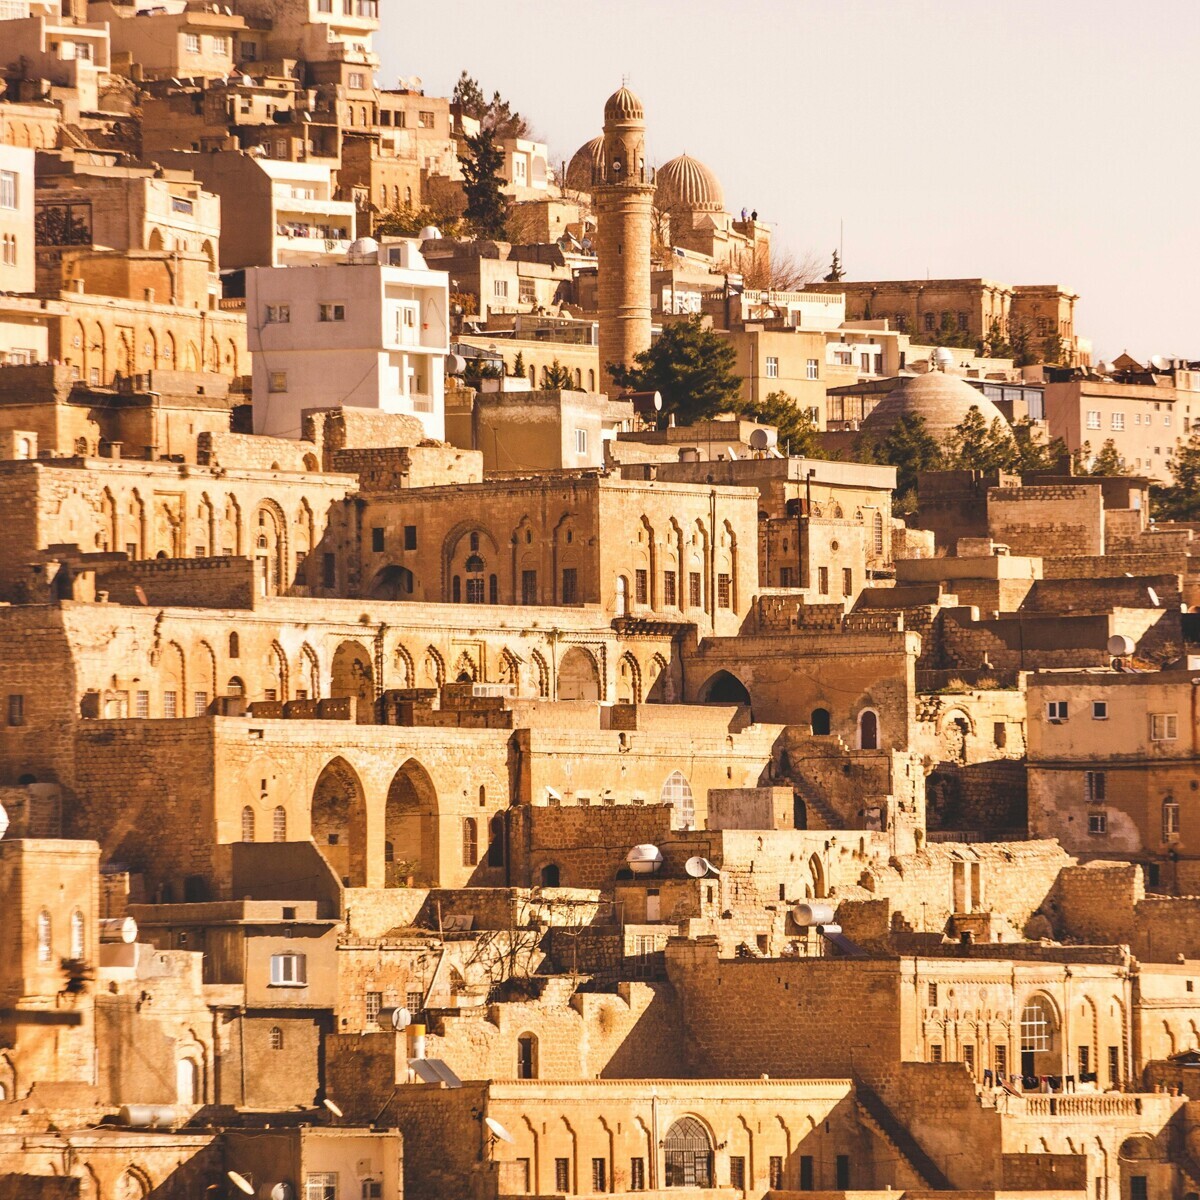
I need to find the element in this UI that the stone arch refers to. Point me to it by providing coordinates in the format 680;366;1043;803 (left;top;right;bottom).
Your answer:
299;642;320;699
268;640;288;700
115;1166;151;1199
201;239;216;272
393;642;415;690
252;500;287;596
616;652;641;704
331;640;374;722
162;330;176;368
194;640;217;706
312;756;368;887
385;759;440;885
662;769;695;830
807;853;826;899
663;1115;714;1188
1018;991;1062;1078
857;707;880;750
453;650;478;683
558;645;600;701
699;669;751;707
0;1051;16;1101
421;646;445;689
443;522;500;603
938;708;972;765
160;640;186;716
529;650;550;698
98;487;118;552
811;707;831;736
497;647;523;692
293;498;314;566
224;493;242;555
148;228;164;252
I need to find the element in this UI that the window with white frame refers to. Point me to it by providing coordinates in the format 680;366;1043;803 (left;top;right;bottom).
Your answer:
1019;1001;1051;1051
494;279;508;298
806;358;819;380
1164;798;1181;843
265;304;290;324
269;371;288;393
1092;700;1108;720
1088;811;1108;835
348;71;366;89
304;1174;337;1200
1086;410;1101;429
1151;713;1178;741
1046;700;1068;721
0;170;17;210
212;36;229;56
185;33;201;54
270;952;307;986
765;356;779;379
1111;412;1125;430
574;428;588;455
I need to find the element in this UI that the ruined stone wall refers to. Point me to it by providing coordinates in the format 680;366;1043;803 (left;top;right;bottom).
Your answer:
196;431;319;472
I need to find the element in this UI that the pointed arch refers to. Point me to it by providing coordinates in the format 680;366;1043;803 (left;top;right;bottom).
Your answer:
269;640;288;700
529;649;550;698
616;652;641;704
498;647;523;692
299;642;320;699
331;640;374;722
558;645;600;701
385;758;441;885
312;756;368;887
421;646;445;689
392;642;415;690
453;650;478;683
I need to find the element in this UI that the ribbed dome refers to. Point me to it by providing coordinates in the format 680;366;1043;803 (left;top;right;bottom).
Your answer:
565;136;604;191
860;371;1009;442
656;153;724;212
604;85;644;122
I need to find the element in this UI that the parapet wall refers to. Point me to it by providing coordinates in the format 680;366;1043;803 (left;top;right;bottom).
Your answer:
94;555;257;609
197;430;318;472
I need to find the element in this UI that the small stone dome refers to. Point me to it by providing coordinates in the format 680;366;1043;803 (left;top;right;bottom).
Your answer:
656;153;724;212
604;85;644;122
860;371;1009;442
565;136;604;191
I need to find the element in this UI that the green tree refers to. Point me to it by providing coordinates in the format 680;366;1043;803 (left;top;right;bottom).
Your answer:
1042;333;1065;365
463;356;503;388
510;350;525;379
460;128;508;239
1087;438;1124;476
453;71;529;138
1010;418;1068;473
608;316;740;424
946;405;1018;472
1153;433;1200;519
743;390;823;457
983;317;1013;360
867;412;944;504
451;71;486;118
1007;317;1037;368
373;202;462;239
540;359;576;390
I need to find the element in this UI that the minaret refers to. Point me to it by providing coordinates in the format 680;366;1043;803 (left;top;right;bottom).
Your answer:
594;86;654;397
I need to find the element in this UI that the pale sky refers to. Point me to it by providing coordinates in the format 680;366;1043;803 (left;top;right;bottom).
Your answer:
380;0;1200;362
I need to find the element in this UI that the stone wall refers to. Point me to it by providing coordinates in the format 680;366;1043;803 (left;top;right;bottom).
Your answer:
302;406;427;465
196;430;318;472
94;556;257;609
987;485;1103;558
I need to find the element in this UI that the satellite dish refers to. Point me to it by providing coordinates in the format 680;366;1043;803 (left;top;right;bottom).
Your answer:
323;1098;343;1118
651;390;663;411
685;856;717;878
264;1187;294;1200
0;803;8;840
1148;588;1160;607
726;446;738;460
391;1006;412;1031
1151;355;1171;372
748;428;770;451
485;1116;516;1144
932;346;955;371
227;1172;254;1197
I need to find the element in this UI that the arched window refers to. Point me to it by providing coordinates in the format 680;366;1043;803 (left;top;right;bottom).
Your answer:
1164;797;1181;843
664;1116;714;1188
540;863;560;887
462;817;478;866
70;909;85;960
228;632;239;659
811;707;831;736
270;1026;283;1050
873;511;884;556
176;1057;199;1105
226;677;245;697
517;1032;537;1079
488;811;504;867
661;770;695;829
273;806;287;842
615;574;628;615
858;709;880;750
241;805;255;842
37;909;51;964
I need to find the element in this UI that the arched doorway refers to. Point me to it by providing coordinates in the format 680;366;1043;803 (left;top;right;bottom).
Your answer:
330;640;374;723
615;574;628;615
793;793;807;830
385;759;439;885
858;708;879;750
811;707;831;735
312;757;367;886
253;504;284;597
700;670;751;707
176;1057;199;1105
540;863;560;887
664;1116;713;1187
1019;993;1060;1079
558;646;600;701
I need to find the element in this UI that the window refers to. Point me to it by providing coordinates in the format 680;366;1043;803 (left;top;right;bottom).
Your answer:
521;569;537;605
361;1183;381;1200
494;279;509;299
1088;811;1108;835
818;566;829;595
1078;1045;1090;1075
270;1026;283;1050
963;1044;976;1073
7;694;24;727
769;1157;784;1189
365;991;382;1026
273;806;287;842
371;527;384;552
779;565;795;587
765;356;779;379
37;909;51;964
1164;798;1181;843
995;1045;1007;1078
806;357;819;380
163;691;178;719
661;771;695;828
554;1160;570;1193
1111;412;1125;430
270;952;307;986
241;806;255;842
724;1152;744;1190
212;36;229;56
635;568;649;604
348;71;366;89
0;170;17;210
517;1032;535;1080
269;371;288;393
591;1160;607;1192
717;573;731;609
836;1156;851;1190
136;690;149;718
927;982;938;1007
924;312;936;332
265;304;290;324
663;570;677;606
193;691;209;716
1130;1177;1148;1200
1085;771;1106;803
1046;700;1068;721
688;571;702;608
462;817;478;865
930;1043;944;1062
418;110;434;128
70;909;84;960
561;567;578;604
630;1157;646;1191
1087;409;1101;429
842;566;853;596
403;525;417;550
319;303;346;322
1151;713;1178;741
799;1156;814;1190
1092;700;1108;720
1108;1045;1120;1085
184;33;201;54
574;428;588;455
304;1174;337;1200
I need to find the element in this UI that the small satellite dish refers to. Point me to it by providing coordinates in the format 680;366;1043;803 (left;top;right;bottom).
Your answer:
485;1116;516;1143
0;803;8;840
391;1006;412;1031
1147;587;1160;607
748;428;770;451
1151;354;1171;372
227;1172;254;1197
1107;633;1135;657
932;346;955;371
685;856;708;878
265;1186;294;1200
323;1098;344;1118
650;390;663;411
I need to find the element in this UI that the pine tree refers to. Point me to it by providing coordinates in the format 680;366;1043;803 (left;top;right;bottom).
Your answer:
460;128;508;239
947;406;1018;472
1088;439;1124;476
540;360;575;390
744;391;823;457
510;350;525;379
866;412;944;502
1153;433;1200;519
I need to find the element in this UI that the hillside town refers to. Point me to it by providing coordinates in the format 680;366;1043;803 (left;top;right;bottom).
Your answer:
2;3;1200;1199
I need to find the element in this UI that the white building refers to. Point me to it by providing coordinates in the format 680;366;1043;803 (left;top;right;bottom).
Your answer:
0;143;35;295
247;237;450;440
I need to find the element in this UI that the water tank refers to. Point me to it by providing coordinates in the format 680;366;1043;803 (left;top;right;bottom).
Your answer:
418;225;442;241
626;844;663;876
100;916;138;944
346;237;380;264
118;1104;178;1129
1107;633;1135;658
792;902;835;926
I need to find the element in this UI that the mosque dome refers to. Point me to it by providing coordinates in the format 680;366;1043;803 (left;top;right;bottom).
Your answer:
655;153;725;212
604;85;644;122
860;370;1009;442
565;135;604;191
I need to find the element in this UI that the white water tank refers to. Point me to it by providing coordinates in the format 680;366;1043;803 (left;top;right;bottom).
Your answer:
100;916;138;944
118;1104;178;1128
792;902;835;926
626;844;663;876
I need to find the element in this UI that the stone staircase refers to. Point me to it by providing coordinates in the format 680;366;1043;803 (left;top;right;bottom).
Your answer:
855;1081;953;1190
